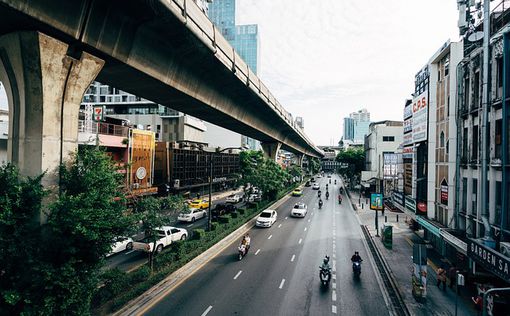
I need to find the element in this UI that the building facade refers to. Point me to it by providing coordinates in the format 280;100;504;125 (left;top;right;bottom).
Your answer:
343;108;371;141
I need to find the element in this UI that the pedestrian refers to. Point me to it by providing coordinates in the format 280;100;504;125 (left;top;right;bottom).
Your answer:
436;266;447;291
448;265;457;289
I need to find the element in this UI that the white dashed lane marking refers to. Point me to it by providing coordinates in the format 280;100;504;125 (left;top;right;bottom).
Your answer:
278;224;282;228
279;279;286;289
268;235;273;240
233;270;242;280
255;249;261;255
291;254;295;262
202;305;213;316
298;238;302;244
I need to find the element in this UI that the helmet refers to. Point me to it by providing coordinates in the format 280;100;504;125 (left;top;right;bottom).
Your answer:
323;258;328;264
355;251;359;255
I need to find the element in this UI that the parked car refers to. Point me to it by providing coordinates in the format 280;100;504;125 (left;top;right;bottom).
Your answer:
292;188;303;196
312;183;320;190
132;226;188;254
310;177;315;182
178;207;207;222
256;209;278;228
248;193;262;203
305;181;311;187
107;237;133;257
291;203;308;217
226;194;242;203
188;199;210;209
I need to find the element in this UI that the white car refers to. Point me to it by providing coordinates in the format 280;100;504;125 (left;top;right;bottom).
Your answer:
226;194;242;203
132;226;188;253
312;183;320;190
256;209;278;227
291;203;308;217
178;208;207;222
107;237;133;257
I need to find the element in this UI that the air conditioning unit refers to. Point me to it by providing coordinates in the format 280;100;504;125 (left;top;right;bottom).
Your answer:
500;242;510;258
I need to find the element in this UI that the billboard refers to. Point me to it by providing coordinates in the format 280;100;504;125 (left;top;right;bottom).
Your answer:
403;119;413;134
370;193;383;210
129;129;156;194
383;153;398;179
412;91;428;143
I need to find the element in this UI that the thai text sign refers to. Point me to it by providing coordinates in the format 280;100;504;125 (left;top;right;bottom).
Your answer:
129;130;155;190
467;239;510;283
412;91;428;143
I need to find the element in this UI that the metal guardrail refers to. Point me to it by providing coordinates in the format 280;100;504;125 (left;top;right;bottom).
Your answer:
78;120;129;137
158;0;322;155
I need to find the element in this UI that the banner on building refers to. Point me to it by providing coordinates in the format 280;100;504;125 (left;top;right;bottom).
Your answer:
402;146;413;159
412;90;428;143
403;119;413;134
404;102;413;120
129;129;156;194
467;239;510;283
440;178;448;205
383;153;398;179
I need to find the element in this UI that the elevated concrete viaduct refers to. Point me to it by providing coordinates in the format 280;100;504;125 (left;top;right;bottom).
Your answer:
0;0;322;188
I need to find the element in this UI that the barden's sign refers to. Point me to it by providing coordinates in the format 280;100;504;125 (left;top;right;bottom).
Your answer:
467;239;510;283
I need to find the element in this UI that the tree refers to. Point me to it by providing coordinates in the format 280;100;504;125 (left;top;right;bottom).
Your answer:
42;147;133;315
308;157;321;174
0;164;46;315
335;148;365;180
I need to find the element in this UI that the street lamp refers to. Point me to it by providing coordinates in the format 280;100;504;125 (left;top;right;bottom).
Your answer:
189;144;244;231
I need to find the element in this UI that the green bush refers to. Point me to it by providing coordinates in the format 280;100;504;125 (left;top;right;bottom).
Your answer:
218;215;230;224
210;222;219;231
238;208;246;215
231;212;238;218
192;228;206;240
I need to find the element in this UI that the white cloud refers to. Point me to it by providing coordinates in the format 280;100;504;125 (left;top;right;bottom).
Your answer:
237;0;459;145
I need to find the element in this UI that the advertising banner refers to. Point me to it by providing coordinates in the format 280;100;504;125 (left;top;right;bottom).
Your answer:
129;130;156;192
370;193;383;210
412;244;428;298
402;146;413;159
467;239;510;283
412;91;428;143
440;178;448;205
403;119;413;134
383;153;398;179
404;103;413;120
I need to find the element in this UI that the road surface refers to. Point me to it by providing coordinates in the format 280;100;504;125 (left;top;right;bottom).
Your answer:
145;174;389;316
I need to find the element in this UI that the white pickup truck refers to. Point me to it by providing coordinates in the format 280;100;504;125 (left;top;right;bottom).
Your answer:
132;226;188;254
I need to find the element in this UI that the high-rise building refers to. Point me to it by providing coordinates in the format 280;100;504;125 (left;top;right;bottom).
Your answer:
295;116;304;129
343;108;370;141
208;0;260;150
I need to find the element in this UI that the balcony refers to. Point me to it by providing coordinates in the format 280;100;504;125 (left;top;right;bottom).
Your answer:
78;120;129;148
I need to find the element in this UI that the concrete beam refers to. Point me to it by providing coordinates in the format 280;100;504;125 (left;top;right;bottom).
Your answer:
261;142;281;162
0;31;104;206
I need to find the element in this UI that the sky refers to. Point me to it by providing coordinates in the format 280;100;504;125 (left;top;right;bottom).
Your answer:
236;0;460;146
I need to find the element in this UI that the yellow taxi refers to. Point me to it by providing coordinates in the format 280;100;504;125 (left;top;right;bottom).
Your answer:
292;188;303;197
188;199;210;209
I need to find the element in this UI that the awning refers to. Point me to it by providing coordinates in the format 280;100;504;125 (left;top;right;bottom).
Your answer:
440;229;467;255
417;216;441;237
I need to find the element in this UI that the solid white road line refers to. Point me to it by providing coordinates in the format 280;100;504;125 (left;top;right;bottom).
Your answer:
291;254;295;262
279;279;286;289
332;282;336;289
255;249;261;255
124;250;135;255
298;238;302;244
201;305;213;316
233;270;242;280
332;273;336;280
278;223;282;228
268;235;273;240
332;305;337;314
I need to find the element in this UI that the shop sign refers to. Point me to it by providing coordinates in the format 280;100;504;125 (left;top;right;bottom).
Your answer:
93;106;104;121
412;91;428;143
417;201;427;214
440;178;448;205
403;131;413;145
404;103;413;120
467;239;510;283
403;146;414;159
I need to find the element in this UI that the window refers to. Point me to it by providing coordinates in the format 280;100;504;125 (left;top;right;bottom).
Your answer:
446;140;449;155
462;127;468;161
472;179;478;214
495;181;502;224
464;77;470;110
497;57;503;88
472;125;478;160
383;136;395;142
495;119;502;158
462;178;467;213
440;131;445;147
473;72;480;109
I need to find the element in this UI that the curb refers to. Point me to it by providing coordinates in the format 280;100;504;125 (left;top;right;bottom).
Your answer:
113;191;292;316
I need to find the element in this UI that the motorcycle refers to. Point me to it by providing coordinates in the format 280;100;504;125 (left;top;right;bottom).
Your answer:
238;244;248;260
329;179;331;184
339;187;344;194
318;200;323;209
352;260;362;276
326;191;329;200
338;196;342;204
318;191;321;198
334;180;337;184
319;266;331;286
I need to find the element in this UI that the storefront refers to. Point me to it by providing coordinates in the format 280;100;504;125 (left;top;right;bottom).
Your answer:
467;239;510;284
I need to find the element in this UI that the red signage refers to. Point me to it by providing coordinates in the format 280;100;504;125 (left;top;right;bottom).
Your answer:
440;178;448;205
417;202;427;214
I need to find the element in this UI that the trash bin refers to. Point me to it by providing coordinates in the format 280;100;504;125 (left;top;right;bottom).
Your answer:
381;224;393;249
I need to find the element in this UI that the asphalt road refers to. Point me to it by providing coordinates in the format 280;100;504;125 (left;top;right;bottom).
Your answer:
105;195;244;272
145;174;390;316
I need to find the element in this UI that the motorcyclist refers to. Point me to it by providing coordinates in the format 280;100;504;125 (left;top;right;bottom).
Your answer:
338;194;342;204
351;251;362;263
318;189;322;198
326;191;329;200
318;198;323;209
321;255;331;271
243;233;251;253
334;180;337;184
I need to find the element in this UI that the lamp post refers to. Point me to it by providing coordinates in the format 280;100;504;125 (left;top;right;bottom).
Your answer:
187;145;243;231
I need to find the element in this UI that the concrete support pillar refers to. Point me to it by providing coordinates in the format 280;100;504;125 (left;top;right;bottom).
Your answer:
0;31;104;189
261;142;281;162
297;154;305;168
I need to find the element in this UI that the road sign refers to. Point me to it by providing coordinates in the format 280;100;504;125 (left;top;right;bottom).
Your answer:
93;106;104;121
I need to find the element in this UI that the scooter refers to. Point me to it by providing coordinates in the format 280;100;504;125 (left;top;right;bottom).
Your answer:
319;266;331;286
352;260;362;276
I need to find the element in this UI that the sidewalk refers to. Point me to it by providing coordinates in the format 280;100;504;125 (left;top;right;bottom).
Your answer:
349;190;478;316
